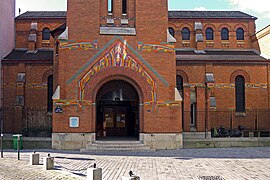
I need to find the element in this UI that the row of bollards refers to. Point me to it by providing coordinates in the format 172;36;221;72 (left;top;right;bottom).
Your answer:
30;152;140;180
30;152;54;170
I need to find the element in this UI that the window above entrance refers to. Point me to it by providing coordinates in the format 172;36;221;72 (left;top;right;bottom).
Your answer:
101;0;136;35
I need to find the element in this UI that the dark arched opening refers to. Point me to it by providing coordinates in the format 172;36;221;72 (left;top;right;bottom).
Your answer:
42;28;51;40
47;75;53;112
235;75;245;112
96;80;140;139
236;28;244;40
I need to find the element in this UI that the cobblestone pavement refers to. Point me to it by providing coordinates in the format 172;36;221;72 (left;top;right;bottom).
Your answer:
1;147;270;180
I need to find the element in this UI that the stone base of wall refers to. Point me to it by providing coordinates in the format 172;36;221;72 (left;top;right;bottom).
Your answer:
140;133;183;150
184;137;270;148
52;133;96;150
183;132;211;139
3;137;51;149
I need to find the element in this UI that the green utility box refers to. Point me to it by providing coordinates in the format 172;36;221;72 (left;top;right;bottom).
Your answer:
13;135;22;150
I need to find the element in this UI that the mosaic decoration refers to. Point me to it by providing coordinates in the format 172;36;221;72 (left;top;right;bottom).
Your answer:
183;83;206;88
54;99;180;112
54;100;93;107
3;83;47;89
138;42;174;53
183;83;268;89
60;40;98;50
78;42;157;108
67;36;169;87
144;100;181;108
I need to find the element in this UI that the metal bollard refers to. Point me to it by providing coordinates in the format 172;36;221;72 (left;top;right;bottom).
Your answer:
1;133;3;158
43;154;54;170
87;163;102;180
30;151;40;165
122;177;140;180
122;171;140;180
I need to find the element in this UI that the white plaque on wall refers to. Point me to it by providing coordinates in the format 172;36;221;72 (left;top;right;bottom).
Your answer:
69;117;79;128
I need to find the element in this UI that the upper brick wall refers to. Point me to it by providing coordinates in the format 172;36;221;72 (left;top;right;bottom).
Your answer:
15;11;66;49
169;11;259;50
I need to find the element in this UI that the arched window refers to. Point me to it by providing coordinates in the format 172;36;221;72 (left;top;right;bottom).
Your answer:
206;27;214;40
108;0;113;13
55;41;59;55
47;75;53;112
221;28;229;40
182;27;190;40
176;75;183;92
235;75;245;112
42;28;50;40
122;0;127;14
236;28;244;40
169;27;175;37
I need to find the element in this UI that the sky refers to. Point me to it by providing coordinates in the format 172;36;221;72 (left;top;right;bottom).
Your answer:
16;0;270;31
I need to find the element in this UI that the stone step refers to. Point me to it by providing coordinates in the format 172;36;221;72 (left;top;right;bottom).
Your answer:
81;147;155;152
81;141;155;152
94;140;142;144
89;143;146;148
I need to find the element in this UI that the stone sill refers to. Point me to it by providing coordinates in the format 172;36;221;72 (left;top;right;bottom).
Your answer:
100;26;136;36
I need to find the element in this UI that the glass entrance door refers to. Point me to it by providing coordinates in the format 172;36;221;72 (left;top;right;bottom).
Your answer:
104;107;127;136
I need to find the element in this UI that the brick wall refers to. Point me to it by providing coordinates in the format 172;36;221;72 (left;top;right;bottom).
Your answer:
15;19;65;49
169;18;258;51
53;0;182;134
2;63;53;133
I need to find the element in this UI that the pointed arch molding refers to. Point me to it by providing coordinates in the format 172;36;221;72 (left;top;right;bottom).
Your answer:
77;41;158;105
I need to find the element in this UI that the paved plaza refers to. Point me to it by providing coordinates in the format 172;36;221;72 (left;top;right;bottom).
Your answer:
0;147;270;180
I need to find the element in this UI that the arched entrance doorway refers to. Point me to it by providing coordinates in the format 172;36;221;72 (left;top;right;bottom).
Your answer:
96;80;140;140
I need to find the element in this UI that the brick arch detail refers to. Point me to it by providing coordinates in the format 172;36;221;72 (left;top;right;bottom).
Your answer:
218;24;232;32
83;67;153;104
77;42;158;105
230;70;250;83
179;24;193;31
40;24;53;30
176;70;189;83
203;24;217;32
233;24;248;32
85;68;148;133
42;69;53;84
168;23;177;29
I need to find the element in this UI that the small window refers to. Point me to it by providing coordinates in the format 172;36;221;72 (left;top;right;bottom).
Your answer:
122;0;127;14
42;28;50;40
56;41;59;55
176;75;183;91
108;0;113;13
182;27;190;40
206;27;214;40
17;73;25;82
16;96;24;106
206;73;215;83
176;75;184;99
169;27;175;37
47;75;53;112
235;75;245;112
236;28;244;40
221;28;229;40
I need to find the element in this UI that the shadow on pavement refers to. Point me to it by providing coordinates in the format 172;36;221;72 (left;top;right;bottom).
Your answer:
3;147;270;159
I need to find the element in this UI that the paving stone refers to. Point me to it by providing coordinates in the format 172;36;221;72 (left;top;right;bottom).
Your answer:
0;147;270;180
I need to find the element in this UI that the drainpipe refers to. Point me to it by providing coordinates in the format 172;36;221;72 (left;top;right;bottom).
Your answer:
205;81;208;138
1;65;4;157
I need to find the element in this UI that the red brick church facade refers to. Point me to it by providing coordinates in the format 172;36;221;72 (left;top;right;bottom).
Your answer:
2;0;270;150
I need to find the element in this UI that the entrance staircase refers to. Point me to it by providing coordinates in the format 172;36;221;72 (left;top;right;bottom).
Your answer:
81;140;154;152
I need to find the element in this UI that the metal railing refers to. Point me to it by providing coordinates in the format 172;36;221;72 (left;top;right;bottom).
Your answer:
183;109;270;138
2;107;52;137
